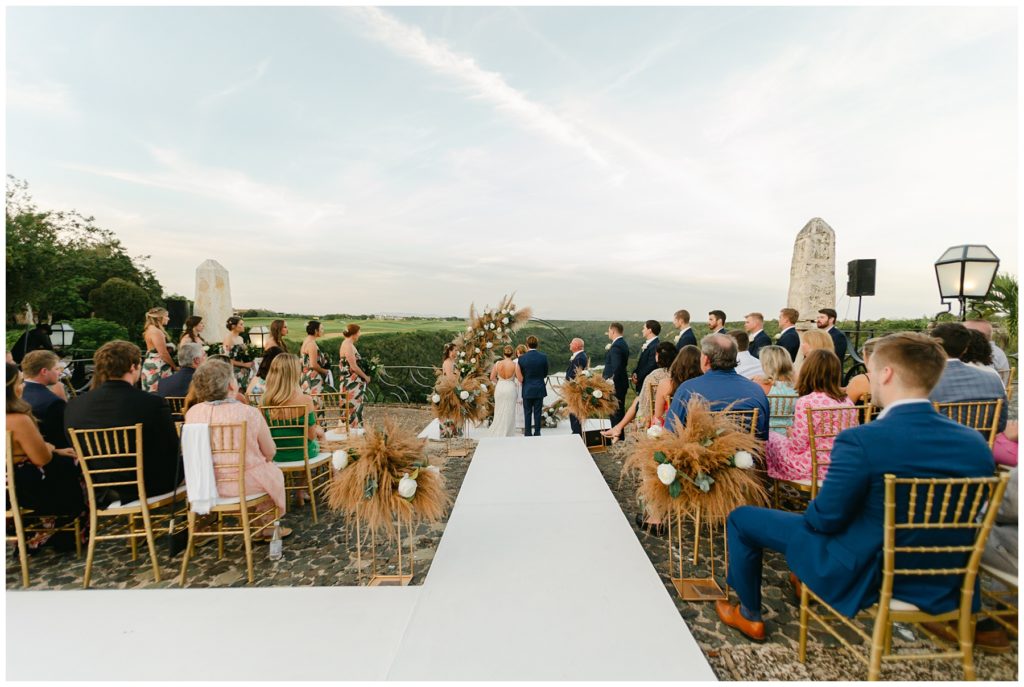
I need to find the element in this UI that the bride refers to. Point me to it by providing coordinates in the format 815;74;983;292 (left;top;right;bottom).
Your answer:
488;345;523;437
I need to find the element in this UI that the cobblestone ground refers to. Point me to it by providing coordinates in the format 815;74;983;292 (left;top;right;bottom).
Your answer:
9;405;1019;680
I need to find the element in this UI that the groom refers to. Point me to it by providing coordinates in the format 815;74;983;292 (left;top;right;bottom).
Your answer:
518;335;550;437
566;338;589;435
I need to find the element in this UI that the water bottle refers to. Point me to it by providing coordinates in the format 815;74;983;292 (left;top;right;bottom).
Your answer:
268;521;283;561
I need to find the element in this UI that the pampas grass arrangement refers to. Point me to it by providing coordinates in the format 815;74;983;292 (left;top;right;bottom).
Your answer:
621;397;768;523
429;372;493;427
327;418;449;542
558;367;619;420
451;294;532;377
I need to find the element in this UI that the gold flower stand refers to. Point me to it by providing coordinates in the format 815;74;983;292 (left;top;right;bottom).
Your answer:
354;509;415;587
667;505;729;602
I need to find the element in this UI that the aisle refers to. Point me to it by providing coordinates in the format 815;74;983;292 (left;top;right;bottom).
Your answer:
387;434;716;680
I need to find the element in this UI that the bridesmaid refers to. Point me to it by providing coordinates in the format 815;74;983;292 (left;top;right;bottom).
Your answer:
221;316;254;390
179;315;207;349
339;324;371;430
265;319;290;353
439;343;462;439
299;320;330;399
141;307;177;393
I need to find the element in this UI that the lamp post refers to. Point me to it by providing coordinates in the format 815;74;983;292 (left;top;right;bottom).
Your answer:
248;325;269;349
934;245;1000;321
49;322;75;351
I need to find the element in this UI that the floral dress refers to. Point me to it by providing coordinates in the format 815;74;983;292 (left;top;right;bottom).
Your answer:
222;338;252;390
766;392;858;482
339;347;366;428
300;349;330;398
141;331;173;393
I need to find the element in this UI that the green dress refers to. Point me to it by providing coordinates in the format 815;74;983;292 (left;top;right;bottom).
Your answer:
265;409;320;463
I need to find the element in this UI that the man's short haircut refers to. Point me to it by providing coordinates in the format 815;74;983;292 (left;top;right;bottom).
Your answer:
745;312;764;324
609;322;623;335
21;350;59;378
525;335;539;349
674;309;690;324
178;342;206;367
728;330;750;352
931;323;972;359
92;341;142;389
645;319;662;336
708;310;726;325
818;308;838;322
780;307;799;324
699;333;738;370
871;332;947;393
964;318;994;341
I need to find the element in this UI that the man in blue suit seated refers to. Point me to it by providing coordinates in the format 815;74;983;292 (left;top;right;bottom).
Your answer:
929;322;1008;433
665;334;769;440
603;323;630;427
565;338;589;435
155;343;207;400
518;335;549;437
20;350;71;448
816;308;848;361
715;333;995;642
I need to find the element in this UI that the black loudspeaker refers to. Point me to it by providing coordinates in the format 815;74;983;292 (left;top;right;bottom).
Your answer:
847;259;876;297
165;299;191;332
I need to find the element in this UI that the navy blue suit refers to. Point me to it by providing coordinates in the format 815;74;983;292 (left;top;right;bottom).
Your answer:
726;402;994;619
666;369;770;440
827;326;848;360
675;328;697;352
155;366;196;400
748;331;772;359
22;381;70;449
566;351;589;435
603;337;630;426
777;327;800;361
633;337;659;393
518;349;549;436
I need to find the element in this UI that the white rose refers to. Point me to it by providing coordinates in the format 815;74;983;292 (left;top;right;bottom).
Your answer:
733;451;755;469
471;357;477;364
331;449;349;471
459;351;466;357
459;390;470;400
431;394;441;404
480;383;487;391
466;326;472;332
605;344;611;350
486;342;493;349
476;347;481;353
489;323;496;329
426;465;440;474
647;425;665;439
398;473;418;499
592;389;603;399
502;317;509;324
657;463;678;486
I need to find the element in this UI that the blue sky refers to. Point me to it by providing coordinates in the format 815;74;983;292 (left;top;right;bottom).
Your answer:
6;5;1018;321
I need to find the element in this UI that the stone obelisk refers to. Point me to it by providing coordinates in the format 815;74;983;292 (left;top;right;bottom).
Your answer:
194;259;234;344
786;218;836;329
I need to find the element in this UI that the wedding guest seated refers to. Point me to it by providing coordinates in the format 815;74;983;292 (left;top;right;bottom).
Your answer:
261;353;324;464
753;346;798;435
843;337;882;405
602;342;677;439
246;346;284;396
156;343;207;399
964;318;1011;380
20;350;70;448
7;362;86;553
993;421;1017;468
766;350;857;483
64;341;182;505
716;333;995;642
208;354;251;404
793;327;834;375
930;323;1008;433
184;359;288;539
666;334;769;440
961;329;1002;379
729;330;764;380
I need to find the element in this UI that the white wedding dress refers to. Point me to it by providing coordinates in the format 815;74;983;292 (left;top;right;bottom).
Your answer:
489;368;519;438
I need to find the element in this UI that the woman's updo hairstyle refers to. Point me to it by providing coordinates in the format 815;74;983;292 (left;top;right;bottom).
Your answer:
343;324;361;338
306;320;322;336
225;316;242;330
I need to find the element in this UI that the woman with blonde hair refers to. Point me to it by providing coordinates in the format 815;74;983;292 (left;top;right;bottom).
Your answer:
184;359;288;538
844;337;882;404
754;345;799;434
141;307;177;392
339;324;370;431
262;353;324;463
488;345;523;437
793;328;835;377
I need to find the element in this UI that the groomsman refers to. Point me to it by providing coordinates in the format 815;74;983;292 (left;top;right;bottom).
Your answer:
708;310;728;335
632;320;661;393
744;312;772;359
603;323;630;427
777;307;800;361
816;308;848;361
565;338;589;435
673;310;697;351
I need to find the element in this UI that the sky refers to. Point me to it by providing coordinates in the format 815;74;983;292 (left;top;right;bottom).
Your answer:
5;5;1018;322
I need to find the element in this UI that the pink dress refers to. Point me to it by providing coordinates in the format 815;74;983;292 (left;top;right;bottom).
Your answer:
766;391;858;482
184;400;287;513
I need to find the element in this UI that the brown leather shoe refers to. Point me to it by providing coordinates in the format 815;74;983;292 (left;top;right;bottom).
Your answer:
716;600;766;642
920;621;1011;654
789;572;803;602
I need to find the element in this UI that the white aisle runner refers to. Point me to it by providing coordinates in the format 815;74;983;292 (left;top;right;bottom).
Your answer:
387;434;716;680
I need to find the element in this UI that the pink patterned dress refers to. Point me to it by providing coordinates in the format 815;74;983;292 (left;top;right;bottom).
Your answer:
766;391;858;482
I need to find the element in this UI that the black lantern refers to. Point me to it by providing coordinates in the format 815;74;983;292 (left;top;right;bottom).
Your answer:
934;245;1000;321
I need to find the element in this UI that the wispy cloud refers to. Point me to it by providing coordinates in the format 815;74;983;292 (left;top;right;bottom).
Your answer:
198;57;272;107
341;6;613;172
7;76;76;118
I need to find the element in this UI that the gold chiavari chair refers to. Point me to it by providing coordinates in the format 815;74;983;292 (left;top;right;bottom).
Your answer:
798;472;1010;681
708;408;760;436
247;393;263;407
315;391;350;434
178;422;280;586
774;405;864;509
1006;366;1015;403
165;396;187;419
68;424;186;588
261;405;332;523
979;562;1018;640
767;393;797;434
6;432;30;587
933;400;1003;449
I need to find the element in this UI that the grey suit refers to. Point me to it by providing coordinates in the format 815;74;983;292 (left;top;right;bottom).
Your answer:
982;468;1017;576
929;359;1008;432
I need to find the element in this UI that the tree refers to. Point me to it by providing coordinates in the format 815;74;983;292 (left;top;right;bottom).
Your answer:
970;272;1018;348
89;277;154;335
